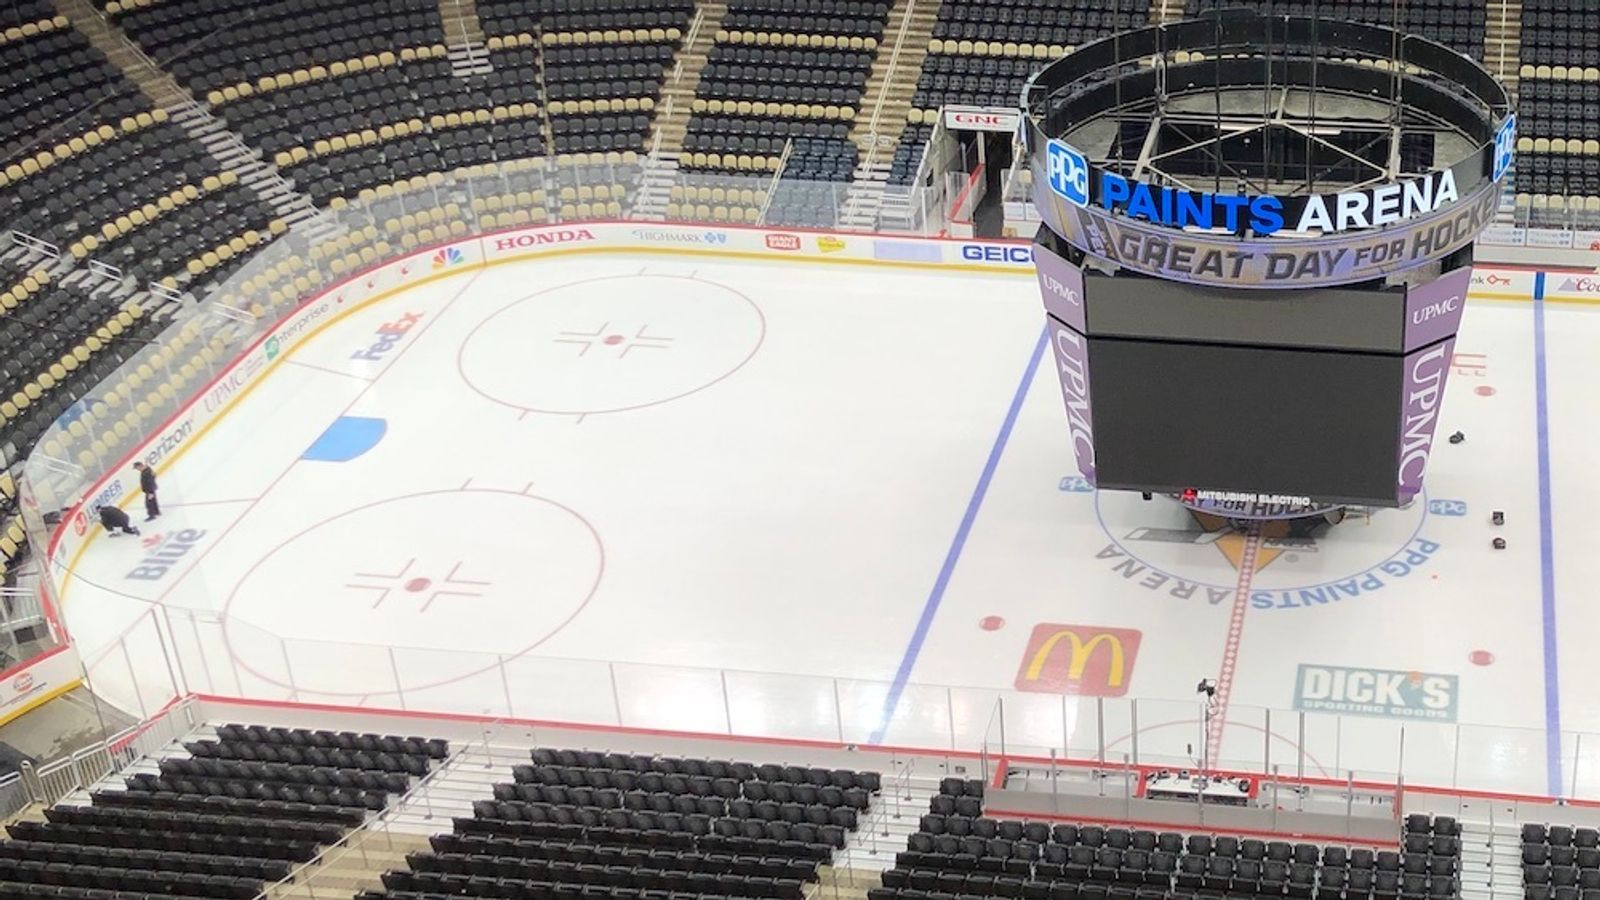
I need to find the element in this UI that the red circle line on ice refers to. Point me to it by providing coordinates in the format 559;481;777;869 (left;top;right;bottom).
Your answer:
456;273;767;418
220;488;604;697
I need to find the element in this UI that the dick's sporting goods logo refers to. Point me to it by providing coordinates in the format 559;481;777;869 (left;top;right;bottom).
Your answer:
1014;623;1142;696
1293;663;1458;721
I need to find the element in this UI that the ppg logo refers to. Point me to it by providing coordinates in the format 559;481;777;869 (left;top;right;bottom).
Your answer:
1047;139;1090;207
1428;499;1468;517
1058;476;1094;493
1492;114;1516;182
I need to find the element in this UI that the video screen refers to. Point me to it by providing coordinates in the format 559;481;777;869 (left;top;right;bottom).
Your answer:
1086;337;1404;505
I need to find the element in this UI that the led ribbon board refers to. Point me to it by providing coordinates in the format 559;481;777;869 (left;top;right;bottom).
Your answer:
1022;11;1515;289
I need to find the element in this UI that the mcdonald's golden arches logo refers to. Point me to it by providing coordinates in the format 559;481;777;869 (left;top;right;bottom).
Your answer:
1014;623;1143;696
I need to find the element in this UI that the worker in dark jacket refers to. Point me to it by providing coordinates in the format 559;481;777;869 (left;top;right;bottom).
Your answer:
98;504;140;536
132;462;160;521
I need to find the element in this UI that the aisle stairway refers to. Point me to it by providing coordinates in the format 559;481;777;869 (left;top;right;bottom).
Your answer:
851;0;941;170
1459;818;1525;900
650;2;728;157
51;0;185;108
1485;0;1524;94
441;0;491;77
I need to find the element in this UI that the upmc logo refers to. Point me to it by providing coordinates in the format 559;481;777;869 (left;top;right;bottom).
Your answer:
1014;624;1142;696
1047;139;1090;207
1410;294;1459;325
765;234;801;251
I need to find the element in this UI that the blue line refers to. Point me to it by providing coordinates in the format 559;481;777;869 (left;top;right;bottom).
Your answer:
868;325;1050;746
1533;270;1563;798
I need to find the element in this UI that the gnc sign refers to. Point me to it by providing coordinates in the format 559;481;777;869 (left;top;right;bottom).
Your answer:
943;105;1021;133
1014;623;1142;696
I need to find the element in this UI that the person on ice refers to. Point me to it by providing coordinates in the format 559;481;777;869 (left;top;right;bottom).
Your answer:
132;462;160;521
98;504;140;537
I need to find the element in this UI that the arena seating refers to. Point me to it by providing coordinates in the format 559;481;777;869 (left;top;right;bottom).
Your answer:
109;0;446;96
1514;1;1600;225
0;101;280;469
0;724;447;899
678;0;888;225
0;8;151;158
476;0;690;166
1520;821;1600;900
883;0;1146;185
873;783;1461;900
366;747;880;900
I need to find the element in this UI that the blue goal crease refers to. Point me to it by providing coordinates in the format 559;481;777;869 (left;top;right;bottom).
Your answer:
1533;270;1563;798
867;325;1050;747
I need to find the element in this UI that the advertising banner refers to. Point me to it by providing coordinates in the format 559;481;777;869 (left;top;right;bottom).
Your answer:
1048;320;1096;483
0;646;81;725
1544;272;1600;303
1033;240;1086;331
1294;663;1459;722
943;105;1022;133
1032;154;1505;290
1403;266;1472;351
1469;267;1534;298
1396;337;1456;503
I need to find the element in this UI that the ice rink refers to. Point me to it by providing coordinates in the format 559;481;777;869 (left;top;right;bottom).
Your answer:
51;245;1600;799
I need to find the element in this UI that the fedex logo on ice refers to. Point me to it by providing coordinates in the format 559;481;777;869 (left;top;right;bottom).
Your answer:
352;312;423;362
1294;664;1458;722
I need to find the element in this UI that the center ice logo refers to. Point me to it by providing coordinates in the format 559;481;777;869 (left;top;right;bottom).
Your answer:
352;313;424;362
432;247;465;269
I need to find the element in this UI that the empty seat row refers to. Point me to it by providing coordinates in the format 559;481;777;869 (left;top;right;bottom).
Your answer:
529;749;880;791
159;756;410;793
421;836;817;882
405;852;808;896
511;765;869;808
9;819;317;864
184;739;432;774
125;772;389;811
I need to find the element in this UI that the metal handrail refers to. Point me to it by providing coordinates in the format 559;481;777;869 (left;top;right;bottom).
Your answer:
672;7;707;84
19;696;197;810
249;742;466;900
756;139;794;224
263;719;516;898
859;0;919;176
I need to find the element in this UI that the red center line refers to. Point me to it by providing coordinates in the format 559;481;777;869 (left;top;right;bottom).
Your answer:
1207;523;1262;768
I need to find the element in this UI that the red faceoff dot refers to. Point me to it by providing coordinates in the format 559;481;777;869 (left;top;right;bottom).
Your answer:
980;616;1005;632
1469;649;1494;666
404;577;432;593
